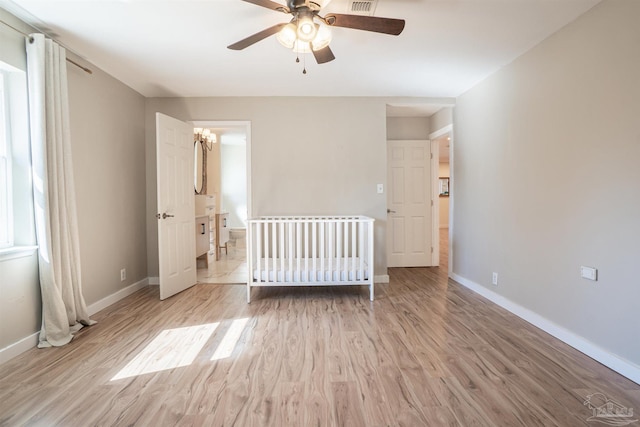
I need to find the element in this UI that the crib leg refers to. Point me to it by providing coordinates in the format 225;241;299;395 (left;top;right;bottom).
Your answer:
370;283;374;301
247;284;251;303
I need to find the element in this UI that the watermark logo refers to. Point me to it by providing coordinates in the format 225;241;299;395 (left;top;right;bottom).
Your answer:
584;392;637;426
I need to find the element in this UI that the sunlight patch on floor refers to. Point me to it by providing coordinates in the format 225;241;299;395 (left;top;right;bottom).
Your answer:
111;323;219;381
211;317;249;361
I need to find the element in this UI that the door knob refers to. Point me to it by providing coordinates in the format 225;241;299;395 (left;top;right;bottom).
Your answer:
162;213;175;219
387;209;396;213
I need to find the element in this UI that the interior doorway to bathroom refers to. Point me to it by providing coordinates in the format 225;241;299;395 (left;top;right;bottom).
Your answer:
193;121;250;284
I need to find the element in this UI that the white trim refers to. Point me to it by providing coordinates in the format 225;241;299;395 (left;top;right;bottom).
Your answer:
430;122;454;275
0;277;150;365
0;332;39;365
451;273;640;385
430;140;439;266
0;331;40;365
149;276;159;285
375;274;389;283
448;124;454;276
87;278;149;316
0;245;37;262
428;124;453;141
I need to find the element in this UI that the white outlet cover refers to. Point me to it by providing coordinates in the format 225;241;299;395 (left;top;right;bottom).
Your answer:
377;184;384;194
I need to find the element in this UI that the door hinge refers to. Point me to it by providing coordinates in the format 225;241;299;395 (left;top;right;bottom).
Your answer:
430;153;433;159
431;200;434;206
431;247;434;253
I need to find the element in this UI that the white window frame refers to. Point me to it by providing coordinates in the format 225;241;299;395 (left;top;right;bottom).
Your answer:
0;71;13;249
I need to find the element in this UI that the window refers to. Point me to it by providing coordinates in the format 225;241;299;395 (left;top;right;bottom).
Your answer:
0;61;34;258
0;71;12;248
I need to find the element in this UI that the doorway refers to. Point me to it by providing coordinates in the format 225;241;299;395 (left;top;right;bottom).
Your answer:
193;121;251;284
430;124;453;274
385;104;453;273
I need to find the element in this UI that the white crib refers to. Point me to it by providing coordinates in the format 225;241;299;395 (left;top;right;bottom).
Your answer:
246;216;375;303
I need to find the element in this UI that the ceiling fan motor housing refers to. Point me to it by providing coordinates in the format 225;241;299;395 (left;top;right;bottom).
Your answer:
288;0;323;12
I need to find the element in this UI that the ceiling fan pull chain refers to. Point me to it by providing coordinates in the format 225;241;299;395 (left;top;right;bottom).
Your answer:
303;53;307;74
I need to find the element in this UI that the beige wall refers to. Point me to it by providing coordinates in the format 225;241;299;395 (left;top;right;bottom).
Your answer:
386;117;430;140
145;97;452;277
453;0;640;367
68;57;147;304
430;107;453;133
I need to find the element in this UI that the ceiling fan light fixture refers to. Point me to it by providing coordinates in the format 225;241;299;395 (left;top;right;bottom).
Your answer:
292;40;312;54
296;16;317;42
311;23;332;51
276;23;297;49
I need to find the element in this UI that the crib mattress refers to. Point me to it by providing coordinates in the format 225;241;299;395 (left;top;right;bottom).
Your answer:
252;257;369;283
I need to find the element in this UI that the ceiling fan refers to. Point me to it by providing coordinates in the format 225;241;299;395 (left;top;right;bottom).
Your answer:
227;0;405;66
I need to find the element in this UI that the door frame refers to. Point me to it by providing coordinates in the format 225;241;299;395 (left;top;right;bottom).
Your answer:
429;124;453;275
191;121;252;220
430;139;439;267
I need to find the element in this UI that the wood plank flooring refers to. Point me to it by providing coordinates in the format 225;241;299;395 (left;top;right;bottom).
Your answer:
1;231;638;426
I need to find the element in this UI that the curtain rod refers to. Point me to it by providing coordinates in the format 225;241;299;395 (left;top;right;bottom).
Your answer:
0;18;93;75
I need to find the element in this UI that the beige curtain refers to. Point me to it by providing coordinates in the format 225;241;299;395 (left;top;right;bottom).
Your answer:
26;33;95;348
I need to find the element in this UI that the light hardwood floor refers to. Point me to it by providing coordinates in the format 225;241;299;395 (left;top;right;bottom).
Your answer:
1;230;638;426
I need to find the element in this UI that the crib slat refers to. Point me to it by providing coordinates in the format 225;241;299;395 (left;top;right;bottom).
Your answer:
279;222;283;278
320;221;325;282
263;222;269;282
288;222;293;282
323;222;336;280
359;221;364;281
351;220;357;280
336;221;342;282
312;222;317;281
272;221;278;282
255;222;261;283
345;221;350;281
304;221;309;282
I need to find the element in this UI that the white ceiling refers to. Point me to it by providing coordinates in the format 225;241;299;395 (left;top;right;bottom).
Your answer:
1;0;599;99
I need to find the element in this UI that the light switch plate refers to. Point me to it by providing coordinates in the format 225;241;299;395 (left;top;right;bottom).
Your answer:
377;184;384;194
580;266;597;281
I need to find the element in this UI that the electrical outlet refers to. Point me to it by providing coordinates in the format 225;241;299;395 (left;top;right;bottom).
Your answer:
377;184;384;194
120;268;126;282
492;272;498;286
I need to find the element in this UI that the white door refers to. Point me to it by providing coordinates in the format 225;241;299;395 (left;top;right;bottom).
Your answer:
387;140;433;267
156;113;197;300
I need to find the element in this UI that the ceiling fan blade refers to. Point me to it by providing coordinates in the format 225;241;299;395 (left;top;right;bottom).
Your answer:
227;23;288;50
312;46;335;64
240;0;289;13
324;14;405;36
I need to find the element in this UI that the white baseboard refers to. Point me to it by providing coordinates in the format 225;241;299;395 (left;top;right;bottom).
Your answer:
87;278;149;316
375;275;390;283
148;276;159;285
451;273;640;385
1;278;150;365
0;332;39;365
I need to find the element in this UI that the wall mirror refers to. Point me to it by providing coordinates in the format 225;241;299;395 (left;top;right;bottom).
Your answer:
439;177;449;197
194;141;207;194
